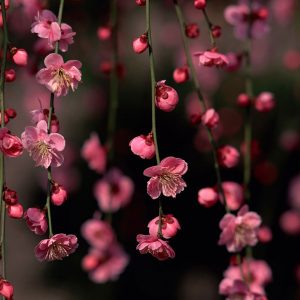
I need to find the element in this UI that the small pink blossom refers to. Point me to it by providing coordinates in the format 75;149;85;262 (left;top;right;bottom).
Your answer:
143;156;188;199
280;210;300;235
31;108;60;133
97;26;112;40
21;120;65;168
255;92;275;112
57;23;76;52
148;214;181;239
4;69;16;82
51;183;67;206
7;203;23;219
132;34;148;54
0;278;13;300
35;233;78;261
136;234;175;261
81;219;115;250
217;145;240;168
198;187;219;207
218;205;262;252
257;226;272;243
0;128;23;157
24;208;48;235
82;243;129;283
201;108;220;128
36;53;82;97
221;182;244;211
185;23;199;39
94;168;134;212
81;133;107;174
155;80;179;112
31;10;61;44
194;0;206;10
129;133;155;159
195;49;229;67
225;52;242;72
11;48;28;66
173;66;189;84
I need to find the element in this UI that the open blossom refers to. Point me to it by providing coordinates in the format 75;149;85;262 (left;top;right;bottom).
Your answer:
36;53;82;97
82;243;129;283
143;156;188;199
21;120;65;168
224;259;272;295
195;49;229;67
224;3;269;40
218;205;262;252
136;234;175;261
81;219;115;250
81;133;107;174
0;278;14;300
94;168;134;213
0;128;23;157
57;23;76;52
31;10;61;44
35;233;78;261
148;215;181;239
24;208;48;235
129;133;155;159
155;80;179;112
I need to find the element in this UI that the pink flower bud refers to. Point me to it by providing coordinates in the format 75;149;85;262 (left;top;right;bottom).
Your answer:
132;34;148;54
221;182;244;211
5;108;16;119
3;187;18;205
0;112;9;125
280;210;300;235
97;26;112;40
173;67;189;84
135;0;146;6
185;23;200;38
148;214;181;239
257;226;272;243
201;108;220;128
217;145;240;168
255;92;275;112
81;253;99;271
194;0;206;9
129;133;155;159
5;69;16;82
237;93;251;107
51;183;67;206
155;80;179;112
0;279;13;300
198;187;218;207
7;203;23;219
211;25;221;38
24;208;48;235
0;128;23;157
11;48;28;66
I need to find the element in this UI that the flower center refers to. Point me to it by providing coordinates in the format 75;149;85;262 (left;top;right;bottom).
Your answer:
53;68;72;90
35;140;51;158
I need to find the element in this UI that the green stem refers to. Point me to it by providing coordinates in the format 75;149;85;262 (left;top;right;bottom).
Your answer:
0;0;9;280
45;0;65;238
173;0;229;212
202;8;216;48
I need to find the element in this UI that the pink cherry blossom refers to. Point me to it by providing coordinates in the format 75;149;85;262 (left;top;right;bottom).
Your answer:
129;133;155;159
201;108;220;129
35;233;78;261
221;182;244;211
94;168;134;212
257;226;272;243
36;53;82;97
155;80;179;112
81;219;115;250
143;156;188;199
224;259;272;295
218;205;262;252
21;120;65;168
81;133;107;174
24;208;48;235
217;145;240;168
11;48;28;66
7;203;23;219
57;23;76;52
280;210;300;235
31;10;61;44
136;234;175;261
0;128;23;157
148;214;181;239
0;278;13;300
82;243;129;283
255;92;275;112
195;50;229;67
198;187;219;207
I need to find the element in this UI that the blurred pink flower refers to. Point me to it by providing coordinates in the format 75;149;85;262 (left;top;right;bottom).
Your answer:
82;243;129;283
201;108;220;129
0;128;23;158
254;92;275;112
81;133;107;174
217;145;240;168
218;205;262;252
148;214;181;239
288;175;300;209
81;219;115;250
198;187;219;208
58;23;76;52
35;233;78;261
280;210;300;235
94;168;134;212
0;278;14;300
257;226;272;243
24;208;48;235
143;156;188;199
136;234;175;261
21;120;65;168
195;50;229;67
36;53;82;97
221;182;244;211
